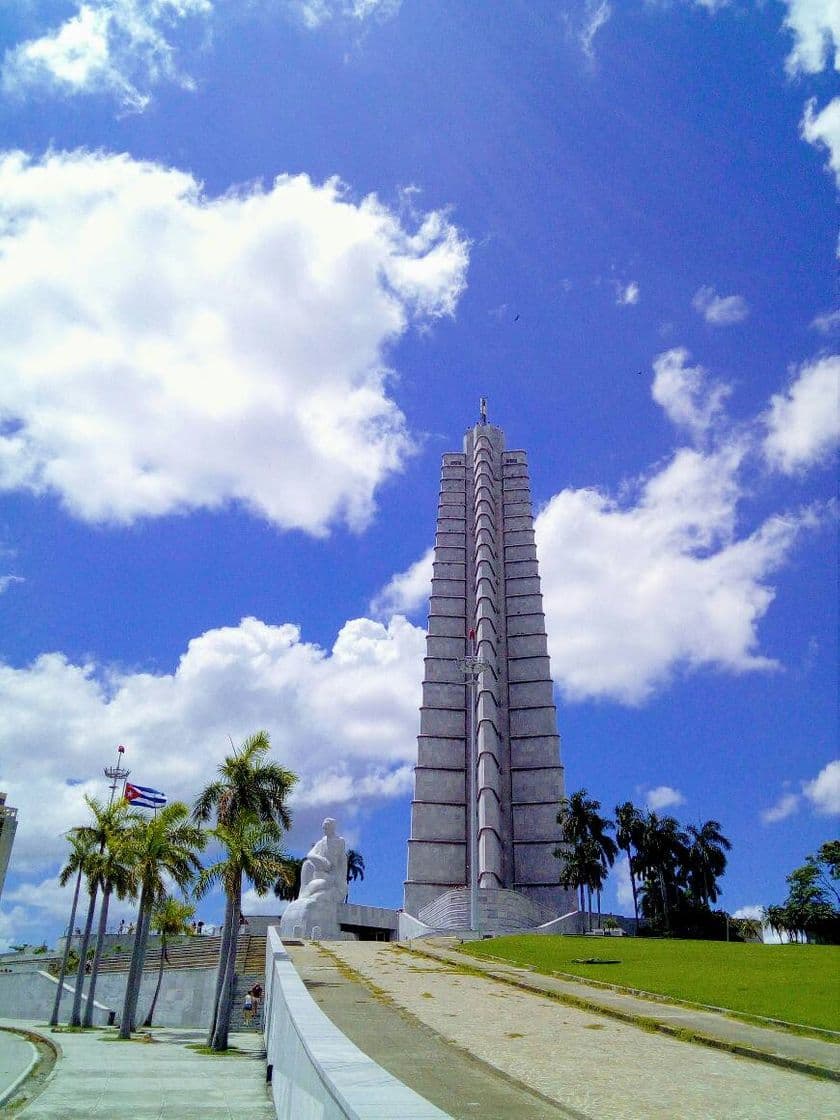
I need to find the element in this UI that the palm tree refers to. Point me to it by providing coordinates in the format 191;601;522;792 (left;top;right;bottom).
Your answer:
118;803;205;1039
273;856;303;902
141;896;195;1027
635;813;688;934
68;796;129;1027
555;790;617;930
614;801;644;924
193;731;296;1049
50;831;95;1027
345;849;365;901
195;817;289;1050
82;807;136;1026
683;819;731;908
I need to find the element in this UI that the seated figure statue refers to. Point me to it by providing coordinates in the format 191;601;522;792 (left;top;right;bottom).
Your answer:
279;818;348;940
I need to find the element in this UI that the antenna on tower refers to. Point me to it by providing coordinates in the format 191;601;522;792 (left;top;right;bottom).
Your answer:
104;744;130;806
479;397;488;425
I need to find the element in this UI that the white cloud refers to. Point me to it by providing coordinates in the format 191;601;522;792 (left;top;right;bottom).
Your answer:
288;0;402;29
761;762;840;824
615;280;640;307
651;347;731;440
370;548;433;618
812;308;840;333
644;785;685;811
614;855;634;910
761;792;800;824
580;2;612;60
763;355;840;474
0;575;24;594
781;0;839;76
1;1;210;111
0;613;425;880
803;759;840;814
732;905;764;922
536;435;813;703
692;285;749;326
802;97;840;189
0;150;468;533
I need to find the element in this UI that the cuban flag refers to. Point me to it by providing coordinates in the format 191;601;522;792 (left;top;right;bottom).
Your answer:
125;783;167;809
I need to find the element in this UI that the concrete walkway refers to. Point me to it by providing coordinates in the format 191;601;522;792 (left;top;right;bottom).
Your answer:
0;1027;38;1105
0;1020;274;1119
321;942;840;1120
412;938;840;1078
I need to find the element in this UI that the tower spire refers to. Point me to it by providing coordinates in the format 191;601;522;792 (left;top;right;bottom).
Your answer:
479;397;487;425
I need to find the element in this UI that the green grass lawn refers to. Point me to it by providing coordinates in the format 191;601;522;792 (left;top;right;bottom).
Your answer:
461;935;840;1032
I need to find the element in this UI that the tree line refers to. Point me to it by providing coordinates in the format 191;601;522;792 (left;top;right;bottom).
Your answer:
765;841;839;944
52;730;300;1051
554;789;735;938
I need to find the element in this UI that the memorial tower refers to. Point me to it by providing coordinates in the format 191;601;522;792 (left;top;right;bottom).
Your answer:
404;404;573;928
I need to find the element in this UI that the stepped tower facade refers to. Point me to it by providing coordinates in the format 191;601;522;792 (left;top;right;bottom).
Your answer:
404;407;572;924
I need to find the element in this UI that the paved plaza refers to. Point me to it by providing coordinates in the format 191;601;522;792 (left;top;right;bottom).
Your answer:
0;1020;274;1119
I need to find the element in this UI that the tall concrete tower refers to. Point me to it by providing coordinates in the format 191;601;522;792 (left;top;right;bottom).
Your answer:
404;407;572;929
0;792;18;903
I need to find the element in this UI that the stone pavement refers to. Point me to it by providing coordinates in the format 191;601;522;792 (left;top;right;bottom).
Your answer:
286;941;578;1120
321;942;840;1120
0;1020;274;1119
413;938;840;1078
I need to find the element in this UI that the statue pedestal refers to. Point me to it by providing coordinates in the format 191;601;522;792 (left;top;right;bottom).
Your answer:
279;894;343;940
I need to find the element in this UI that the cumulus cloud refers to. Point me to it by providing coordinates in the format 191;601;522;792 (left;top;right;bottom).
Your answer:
651;348;731;441
615;280;640;307
1;1;210;111
0;150;468;533
812;308;840;334
0;613;425;879
760;792;800;824
692;285;749;326
644;785;685;811
802;97;840;189
370;548;433;618
0;575;24;594
763;355;840;474
614;855;634;910
537;443;813;703
761;761;840;824
803;759;840;814
781;0;839;75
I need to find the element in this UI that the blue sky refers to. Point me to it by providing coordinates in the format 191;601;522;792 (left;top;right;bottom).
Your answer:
0;0;837;946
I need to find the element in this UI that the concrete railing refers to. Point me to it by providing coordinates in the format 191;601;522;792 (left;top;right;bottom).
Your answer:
264;927;452;1120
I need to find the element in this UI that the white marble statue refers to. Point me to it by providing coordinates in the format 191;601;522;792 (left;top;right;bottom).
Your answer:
279;818;348;940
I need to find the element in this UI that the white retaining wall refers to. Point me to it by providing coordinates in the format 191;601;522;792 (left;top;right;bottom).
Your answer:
0;964;217;1027
263;927;452;1120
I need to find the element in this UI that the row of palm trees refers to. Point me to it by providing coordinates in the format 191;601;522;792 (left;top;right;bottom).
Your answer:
555;789;732;935
52;731;297;1051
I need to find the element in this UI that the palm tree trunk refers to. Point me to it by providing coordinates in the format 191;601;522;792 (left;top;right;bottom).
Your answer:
206;893;235;1045
587;885;592;932
629;863;639;925
83;881;112;1026
597;889;602;929
119;882;150;1038
142;932;167;1027
50;867;83;1027
211;876;242;1051
70;882;99;1026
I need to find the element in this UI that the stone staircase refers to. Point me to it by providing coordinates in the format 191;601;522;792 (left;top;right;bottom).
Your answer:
229;934;266;1033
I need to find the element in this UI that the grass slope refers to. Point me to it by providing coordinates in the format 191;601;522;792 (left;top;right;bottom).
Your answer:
461;935;840;1031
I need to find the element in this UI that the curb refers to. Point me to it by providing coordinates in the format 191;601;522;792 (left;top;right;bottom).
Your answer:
403;942;840;1084
0;1025;58;1109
